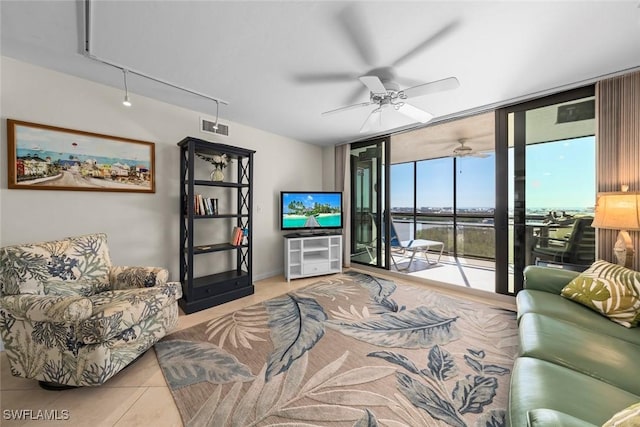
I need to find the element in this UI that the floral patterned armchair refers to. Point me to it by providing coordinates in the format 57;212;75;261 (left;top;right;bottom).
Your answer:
0;233;182;388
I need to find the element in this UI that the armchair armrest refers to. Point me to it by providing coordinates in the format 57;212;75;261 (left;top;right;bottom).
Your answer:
523;265;580;294
0;294;92;323
109;266;169;290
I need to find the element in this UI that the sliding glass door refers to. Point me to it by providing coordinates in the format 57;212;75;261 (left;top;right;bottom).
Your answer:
350;138;389;268
496;86;596;294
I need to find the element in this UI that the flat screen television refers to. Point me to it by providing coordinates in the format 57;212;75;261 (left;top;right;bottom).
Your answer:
280;191;343;233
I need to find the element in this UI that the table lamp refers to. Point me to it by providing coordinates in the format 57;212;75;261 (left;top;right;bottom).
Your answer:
592;190;640;268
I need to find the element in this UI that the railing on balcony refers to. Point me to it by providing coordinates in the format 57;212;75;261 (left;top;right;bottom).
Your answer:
391;212;496;261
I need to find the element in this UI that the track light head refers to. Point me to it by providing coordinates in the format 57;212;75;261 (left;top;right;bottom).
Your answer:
212;100;219;130
122;69;132;107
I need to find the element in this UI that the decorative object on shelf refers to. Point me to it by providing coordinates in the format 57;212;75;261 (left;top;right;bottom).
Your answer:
592;187;640;268
196;152;229;181
7;119;155;193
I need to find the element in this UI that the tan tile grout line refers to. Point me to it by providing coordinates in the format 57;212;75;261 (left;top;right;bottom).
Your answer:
111;386;151;426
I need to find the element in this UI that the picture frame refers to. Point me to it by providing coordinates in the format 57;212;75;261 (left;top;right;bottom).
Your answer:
7;119;155;193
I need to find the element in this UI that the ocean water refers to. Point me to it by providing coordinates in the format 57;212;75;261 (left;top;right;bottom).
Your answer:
16;148;150;168
283;213;341;228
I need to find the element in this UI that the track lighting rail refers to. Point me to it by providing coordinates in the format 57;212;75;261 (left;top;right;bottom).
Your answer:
83;0;229;107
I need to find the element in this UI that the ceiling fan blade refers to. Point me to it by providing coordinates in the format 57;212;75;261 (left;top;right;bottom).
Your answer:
345;85;369;105
322;101;374;116
402;77;460;99
471;152;491;158
360;109;382;133
395;75;426;88
396;103;434;123
359;75;387;94
293;72;358;84
391;20;460;67
337;5;378;67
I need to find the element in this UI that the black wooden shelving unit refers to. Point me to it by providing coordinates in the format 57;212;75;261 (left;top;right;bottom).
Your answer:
178;137;255;314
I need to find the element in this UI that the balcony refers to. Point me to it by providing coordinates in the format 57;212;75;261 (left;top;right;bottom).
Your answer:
385;213;592;293
388;213;500;292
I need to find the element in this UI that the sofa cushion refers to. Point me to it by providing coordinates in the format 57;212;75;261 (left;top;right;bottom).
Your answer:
602;401;640;426
519;313;640;395
508;357;640;427
80;284;178;344
524;265;581;294
527;409;598;427
0;233;112;296
516;290;640;346
561;260;640;327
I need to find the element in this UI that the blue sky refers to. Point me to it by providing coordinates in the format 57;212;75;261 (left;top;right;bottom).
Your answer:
391;136;595;210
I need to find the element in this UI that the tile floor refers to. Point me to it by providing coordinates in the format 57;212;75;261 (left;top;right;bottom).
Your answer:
0;270;515;426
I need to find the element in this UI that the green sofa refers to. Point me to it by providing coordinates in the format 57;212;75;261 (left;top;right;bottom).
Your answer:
510;265;640;426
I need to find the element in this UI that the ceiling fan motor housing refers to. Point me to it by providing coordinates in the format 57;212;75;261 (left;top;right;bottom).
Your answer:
371;80;401;105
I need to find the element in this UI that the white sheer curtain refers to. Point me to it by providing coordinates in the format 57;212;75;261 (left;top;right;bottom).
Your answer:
335;144;351;267
596;70;640;270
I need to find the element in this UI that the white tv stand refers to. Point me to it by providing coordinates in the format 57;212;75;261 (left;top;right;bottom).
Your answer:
284;234;342;282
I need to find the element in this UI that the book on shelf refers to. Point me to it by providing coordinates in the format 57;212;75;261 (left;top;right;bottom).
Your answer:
230;226;243;246
192;195;219;216
198;195;206;215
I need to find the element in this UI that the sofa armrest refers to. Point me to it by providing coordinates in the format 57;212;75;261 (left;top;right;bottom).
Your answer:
523;266;580;294
527;409;598;427
109;266;169;290
0;294;93;323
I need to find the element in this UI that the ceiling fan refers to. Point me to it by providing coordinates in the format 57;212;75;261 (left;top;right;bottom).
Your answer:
452;138;490;158
294;5;460;133
323;71;460;133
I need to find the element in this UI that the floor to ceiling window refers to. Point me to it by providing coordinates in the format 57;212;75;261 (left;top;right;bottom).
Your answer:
350;89;595;296
390;153;495;266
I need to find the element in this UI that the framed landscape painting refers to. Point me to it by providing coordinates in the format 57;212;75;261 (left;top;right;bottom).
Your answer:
7;119;155;193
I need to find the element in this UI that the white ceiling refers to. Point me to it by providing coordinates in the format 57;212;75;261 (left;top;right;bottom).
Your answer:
2;1;640;147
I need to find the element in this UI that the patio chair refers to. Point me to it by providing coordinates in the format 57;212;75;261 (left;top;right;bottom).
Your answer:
530;216;596;266
390;220;444;270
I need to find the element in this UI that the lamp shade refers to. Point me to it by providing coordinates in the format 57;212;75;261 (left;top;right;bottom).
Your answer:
592;192;640;230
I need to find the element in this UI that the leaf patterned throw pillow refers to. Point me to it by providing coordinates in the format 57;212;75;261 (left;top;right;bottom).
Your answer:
561;260;640;328
602;401;640;426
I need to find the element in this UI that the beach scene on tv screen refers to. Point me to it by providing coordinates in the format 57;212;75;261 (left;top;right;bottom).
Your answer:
282;193;341;228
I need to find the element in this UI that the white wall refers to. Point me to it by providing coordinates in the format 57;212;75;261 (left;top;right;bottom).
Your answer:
322;145;335;191
0;57;325;281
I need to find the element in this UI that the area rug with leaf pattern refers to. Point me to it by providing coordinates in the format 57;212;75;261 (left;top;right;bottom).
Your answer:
155;271;518;427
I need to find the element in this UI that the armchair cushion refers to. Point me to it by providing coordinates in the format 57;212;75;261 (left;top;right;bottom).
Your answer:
43;279;110;297
0;294;92;323
561;260;640;327
0;233;111;296
109;266;169;290
80;282;181;344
